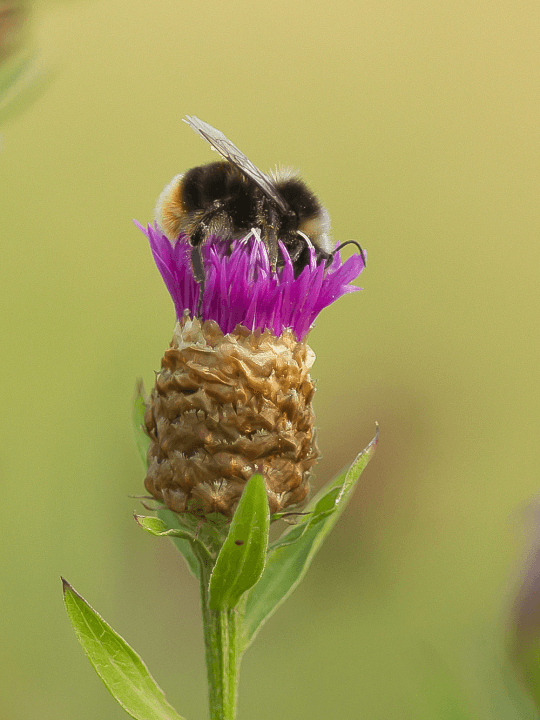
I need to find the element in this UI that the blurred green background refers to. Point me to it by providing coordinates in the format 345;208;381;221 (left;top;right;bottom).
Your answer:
2;0;540;717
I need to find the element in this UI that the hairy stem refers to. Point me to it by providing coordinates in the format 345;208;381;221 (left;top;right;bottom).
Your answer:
199;555;242;720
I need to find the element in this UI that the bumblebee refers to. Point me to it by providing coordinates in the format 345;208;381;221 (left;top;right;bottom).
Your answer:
155;115;364;289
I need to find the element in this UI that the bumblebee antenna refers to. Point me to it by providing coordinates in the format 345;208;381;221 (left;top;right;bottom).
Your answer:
332;240;366;266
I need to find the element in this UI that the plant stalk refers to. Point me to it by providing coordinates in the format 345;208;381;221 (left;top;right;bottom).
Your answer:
199;556;242;720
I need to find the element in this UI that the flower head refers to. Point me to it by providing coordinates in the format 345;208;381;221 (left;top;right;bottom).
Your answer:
137;222;365;518
135;223;364;341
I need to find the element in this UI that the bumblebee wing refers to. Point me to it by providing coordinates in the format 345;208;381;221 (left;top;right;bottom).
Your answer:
184;115;289;213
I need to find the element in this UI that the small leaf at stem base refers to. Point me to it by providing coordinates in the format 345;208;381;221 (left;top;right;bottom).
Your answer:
62;578;187;720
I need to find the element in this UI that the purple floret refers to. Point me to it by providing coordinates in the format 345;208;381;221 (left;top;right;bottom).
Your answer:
135;222;365;341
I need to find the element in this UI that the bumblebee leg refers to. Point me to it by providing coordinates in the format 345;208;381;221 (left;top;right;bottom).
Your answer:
190;244;205;315
190;242;205;285
189;201;227;314
263;227;279;269
258;199;280;269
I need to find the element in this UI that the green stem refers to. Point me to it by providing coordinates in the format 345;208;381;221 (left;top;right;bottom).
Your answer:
199;555;243;720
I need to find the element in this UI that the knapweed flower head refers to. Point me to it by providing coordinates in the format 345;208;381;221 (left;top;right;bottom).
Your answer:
135;223;364;341
137;223;365;518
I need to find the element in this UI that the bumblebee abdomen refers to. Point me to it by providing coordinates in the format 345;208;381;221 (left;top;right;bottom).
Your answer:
181;161;259;231
181;162;244;208
182;163;227;211
154;173;190;240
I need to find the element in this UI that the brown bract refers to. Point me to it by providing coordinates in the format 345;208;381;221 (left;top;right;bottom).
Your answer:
144;316;319;518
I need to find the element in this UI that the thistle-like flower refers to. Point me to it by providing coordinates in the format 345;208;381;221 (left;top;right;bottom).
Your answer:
136;223;365;518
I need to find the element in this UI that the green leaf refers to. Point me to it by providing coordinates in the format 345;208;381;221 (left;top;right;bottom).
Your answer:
241;428;378;648
137;510;208;580
62;579;186;720
208;474;270;610
0;53;31;97
133;380;150;467
0;51;52;126
134;514;194;541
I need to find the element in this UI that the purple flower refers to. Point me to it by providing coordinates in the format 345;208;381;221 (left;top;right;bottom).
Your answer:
135;222;365;341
